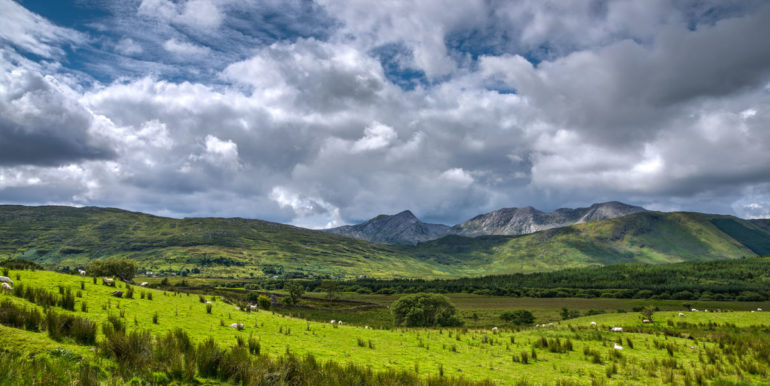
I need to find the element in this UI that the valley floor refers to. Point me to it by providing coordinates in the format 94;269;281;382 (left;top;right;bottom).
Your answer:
1;269;770;385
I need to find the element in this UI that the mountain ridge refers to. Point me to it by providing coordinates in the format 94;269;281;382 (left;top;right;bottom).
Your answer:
327;201;647;245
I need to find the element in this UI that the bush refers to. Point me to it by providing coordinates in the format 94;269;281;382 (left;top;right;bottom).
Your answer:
0;299;43;332
285;281;305;304
86;258;137;281
45;311;97;345
257;295;271;310
391;293;463;327
206;304;212;314
500;310;535;326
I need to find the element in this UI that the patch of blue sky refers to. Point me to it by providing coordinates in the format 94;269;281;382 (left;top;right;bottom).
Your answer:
370;43;429;91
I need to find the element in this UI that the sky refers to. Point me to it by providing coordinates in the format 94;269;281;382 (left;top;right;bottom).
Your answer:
1;0;770;228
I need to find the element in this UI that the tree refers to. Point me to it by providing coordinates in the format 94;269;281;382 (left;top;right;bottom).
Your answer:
285;281;305;304
86;258;137;281
560;307;581;320
320;280;339;301
257;295;271;310
500;310;535;326
391;293;463;327
640;305;656;321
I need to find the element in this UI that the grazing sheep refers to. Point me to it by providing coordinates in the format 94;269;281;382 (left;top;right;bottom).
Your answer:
230;323;244;330
111;290;123;297
492;327;498;332
1;282;12;291
590;321;597;327
103;278;114;284
330;320;335;325
642;319;652;324
205;301;212;305
614;343;623;350
140;282;148;286
249;305;258;311
364;325;369;329
78;270;86;276
758;308;763;312
0;276;13;285
611;327;623;332
679;312;686;317
338;320;343;326
691;308;698;312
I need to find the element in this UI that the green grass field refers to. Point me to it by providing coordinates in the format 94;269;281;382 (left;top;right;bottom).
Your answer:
2;269;770;384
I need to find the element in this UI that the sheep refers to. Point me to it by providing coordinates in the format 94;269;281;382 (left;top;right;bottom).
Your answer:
364;325;369;329
330;320;335;325
0;276;13;285
230;323;244;330
611;327;623;332
613;343;623;350
140;282;148;287
679;312;686;317
338;320;343;326
758;308;763;312
111;290;123;298
590;321;597;327
78;269;86;276
249;305;258;311
691;308;698;312
642;319;652;324
205;301;212;305
548;323;554;327
103;278;114;285
492;327;498;332
1;282;12;291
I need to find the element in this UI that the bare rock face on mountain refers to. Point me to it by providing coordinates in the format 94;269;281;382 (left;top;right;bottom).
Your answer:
452;201;647;236
325;210;450;245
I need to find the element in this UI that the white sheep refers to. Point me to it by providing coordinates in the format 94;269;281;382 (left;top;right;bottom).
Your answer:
611;327;623;332
590;321;597;327
338;320;343;326
642;319;652;324
0;276;13;285
613;343;623;350
548;323;554;327
78;270;86;276
140;282;148;286
1;282;12;291
679;312;686;317
249;305;258;310
758;308;763;312
364;325;369;329
330;320;335;325
230;323;244;330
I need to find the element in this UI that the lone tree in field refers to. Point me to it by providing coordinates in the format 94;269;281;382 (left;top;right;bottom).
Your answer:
500;310;535;326
285;281;304;304
320;280;339;302
391;293;463;327
640;305;656;321
86;258;137;281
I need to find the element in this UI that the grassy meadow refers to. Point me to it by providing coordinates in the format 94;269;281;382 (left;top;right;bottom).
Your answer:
2;268;770;384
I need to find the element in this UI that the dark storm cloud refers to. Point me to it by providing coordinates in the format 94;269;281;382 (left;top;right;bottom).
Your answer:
0;68;116;166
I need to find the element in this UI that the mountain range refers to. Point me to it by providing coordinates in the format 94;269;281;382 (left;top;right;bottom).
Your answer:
326;201;647;245
0;204;768;279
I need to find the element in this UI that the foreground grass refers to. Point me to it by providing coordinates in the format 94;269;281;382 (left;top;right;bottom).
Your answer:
2;269;770;384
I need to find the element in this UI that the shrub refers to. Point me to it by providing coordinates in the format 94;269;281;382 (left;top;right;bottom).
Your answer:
86;258;137;281
45;311;97;345
152;312;158;324
147;292;153;301
391;293;463;327
0;299;43;332
285;281;305;304
196;337;224;378
500;310;535;326
248;337;260;355
206;304;212;314
257;295;271;310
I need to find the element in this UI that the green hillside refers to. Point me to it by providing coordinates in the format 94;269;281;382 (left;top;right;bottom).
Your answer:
0;206;767;278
